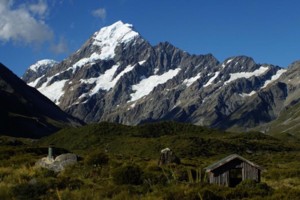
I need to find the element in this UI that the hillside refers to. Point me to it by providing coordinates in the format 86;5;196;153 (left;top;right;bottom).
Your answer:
0;63;83;138
39;122;297;158
257;101;300;139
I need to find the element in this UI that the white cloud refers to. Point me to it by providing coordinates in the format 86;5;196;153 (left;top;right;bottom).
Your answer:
51;36;68;54
28;0;48;18
0;0;53;45
92;8;106;20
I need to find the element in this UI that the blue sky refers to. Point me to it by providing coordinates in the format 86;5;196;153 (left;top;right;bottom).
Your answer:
1;0;300;76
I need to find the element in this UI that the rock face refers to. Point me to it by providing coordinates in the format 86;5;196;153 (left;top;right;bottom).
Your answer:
35;153;77;172
23;59;58;83
0;63;83;138
23;21;298;131
158;148;180;165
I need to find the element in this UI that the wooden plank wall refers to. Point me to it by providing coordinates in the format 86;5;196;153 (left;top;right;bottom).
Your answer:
209;159;260;186
209;171;229;186
242;162;260;182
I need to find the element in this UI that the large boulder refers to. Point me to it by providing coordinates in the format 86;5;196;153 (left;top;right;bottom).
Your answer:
35;153;77;172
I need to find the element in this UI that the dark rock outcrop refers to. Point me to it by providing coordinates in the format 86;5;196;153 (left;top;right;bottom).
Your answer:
158;148;180;165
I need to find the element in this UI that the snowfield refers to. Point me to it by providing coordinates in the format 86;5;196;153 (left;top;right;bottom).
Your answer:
130;68;181;102
225;66;269;84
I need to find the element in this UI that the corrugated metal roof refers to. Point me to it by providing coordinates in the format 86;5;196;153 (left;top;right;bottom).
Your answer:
205;154;262;172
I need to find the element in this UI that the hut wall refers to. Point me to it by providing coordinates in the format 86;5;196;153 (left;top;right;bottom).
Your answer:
241;162;260;182
209;171;229;186
209;158;261;186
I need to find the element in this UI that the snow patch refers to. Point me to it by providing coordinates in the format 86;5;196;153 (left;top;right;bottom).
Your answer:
194;64;201;69
38;79;67;105
225;66;269;84
262;69;287;89
222;59;234;69
92;21;139;60
138;60;146;65
80;64;119;92
71;53;102;72
78;93;89;100
129;68;181;102
226;59;234;64
203;72;220;87
28;75;44;87
183;73;201;87
239;91;257;97
81;64;136;95
130;103;136;108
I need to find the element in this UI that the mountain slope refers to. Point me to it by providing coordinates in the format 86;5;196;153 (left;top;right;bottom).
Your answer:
23;21;291;130
0;63;83;138
250;61;300;137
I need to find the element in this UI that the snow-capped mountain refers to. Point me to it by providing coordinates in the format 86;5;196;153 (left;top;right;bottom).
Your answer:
23;21;298;131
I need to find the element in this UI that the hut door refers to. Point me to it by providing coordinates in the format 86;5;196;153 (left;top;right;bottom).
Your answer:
229;168;242;187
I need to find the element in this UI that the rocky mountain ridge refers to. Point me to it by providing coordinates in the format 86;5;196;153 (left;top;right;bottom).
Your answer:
22;21;300;133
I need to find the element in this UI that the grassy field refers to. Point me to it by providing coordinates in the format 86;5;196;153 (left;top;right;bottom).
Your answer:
0;122;299;199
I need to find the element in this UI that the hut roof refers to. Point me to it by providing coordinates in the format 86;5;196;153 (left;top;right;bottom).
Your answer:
205;154;262;172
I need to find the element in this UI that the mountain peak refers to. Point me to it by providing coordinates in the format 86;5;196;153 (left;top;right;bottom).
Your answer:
29;59;58;72
92;21;140;60
94;21;138;41
22;59;58;83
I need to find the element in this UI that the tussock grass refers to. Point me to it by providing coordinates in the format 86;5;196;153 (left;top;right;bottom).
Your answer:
0;122;299;199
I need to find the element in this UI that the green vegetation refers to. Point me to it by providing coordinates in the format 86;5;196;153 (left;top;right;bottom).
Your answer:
257;100;300;139
0;121;299;199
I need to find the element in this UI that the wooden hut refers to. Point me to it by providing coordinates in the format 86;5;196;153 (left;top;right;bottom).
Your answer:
205;154;262;187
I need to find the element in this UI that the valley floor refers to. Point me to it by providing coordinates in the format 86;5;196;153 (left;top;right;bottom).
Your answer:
0;122;299;200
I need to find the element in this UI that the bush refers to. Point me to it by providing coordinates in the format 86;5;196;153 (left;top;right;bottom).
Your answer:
56;176;84;190
112;164;143;185
11;182;49;200
34;168;57;178
226;179;273;199
0;185;13;200
199;189;223;200
85;151;109;167
143;171;168;186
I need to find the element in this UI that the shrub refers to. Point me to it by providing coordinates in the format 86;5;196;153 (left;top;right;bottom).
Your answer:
11;182;49;200
226;179;273;199
56;176;84;190
0;184;13;200
34;168;57;178
162;185;222;200
143;171;168;186
112;164;143;185
199;189;223;200
85;151;109;167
